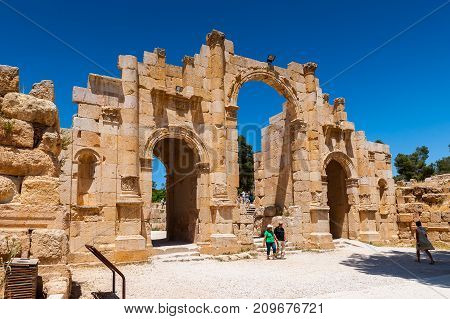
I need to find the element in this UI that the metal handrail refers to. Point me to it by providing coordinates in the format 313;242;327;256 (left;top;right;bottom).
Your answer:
85;244;126;299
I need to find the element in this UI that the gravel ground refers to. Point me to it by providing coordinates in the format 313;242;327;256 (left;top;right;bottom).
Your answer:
71;242;450;299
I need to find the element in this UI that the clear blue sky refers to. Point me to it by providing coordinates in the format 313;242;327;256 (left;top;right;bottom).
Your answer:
1;0;449;187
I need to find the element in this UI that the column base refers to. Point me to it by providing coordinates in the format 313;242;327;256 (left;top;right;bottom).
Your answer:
114;235;149;263
309;232;335;249
359;231;380;243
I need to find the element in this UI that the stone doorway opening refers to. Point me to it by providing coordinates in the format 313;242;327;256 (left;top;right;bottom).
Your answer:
326;160;350;239
151;137;200;245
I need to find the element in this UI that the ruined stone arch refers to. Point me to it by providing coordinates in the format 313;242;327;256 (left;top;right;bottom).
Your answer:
322;151;357;179
144;126;210;166
227;68;303;117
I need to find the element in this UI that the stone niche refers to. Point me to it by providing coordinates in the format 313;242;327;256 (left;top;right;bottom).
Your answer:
0;65;71;298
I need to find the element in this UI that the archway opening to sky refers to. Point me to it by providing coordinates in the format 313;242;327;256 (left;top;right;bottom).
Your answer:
236;81;288;212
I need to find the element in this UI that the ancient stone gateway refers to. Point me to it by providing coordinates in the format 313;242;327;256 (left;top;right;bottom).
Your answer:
57;29;400;263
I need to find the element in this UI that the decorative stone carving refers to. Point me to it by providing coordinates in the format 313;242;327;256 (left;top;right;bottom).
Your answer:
206;29;225;47
121;176;139;192
334;97;345;107
102;106;121;123
155;48;166;58
195;162;210;174
303;62;318;75
182;55;195;66
225;105;239;119
323;93;330;103
346;178;359;188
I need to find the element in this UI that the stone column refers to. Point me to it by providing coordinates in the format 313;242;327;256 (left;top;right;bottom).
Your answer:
206;29;228;195
115;55;147;262
303;62;318;93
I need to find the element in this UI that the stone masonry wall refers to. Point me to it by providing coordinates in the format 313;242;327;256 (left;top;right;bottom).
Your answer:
396;174;450;247
0;65;71;298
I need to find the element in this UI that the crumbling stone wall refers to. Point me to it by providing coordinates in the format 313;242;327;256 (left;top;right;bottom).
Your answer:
396;174;449;247
0;65;70;298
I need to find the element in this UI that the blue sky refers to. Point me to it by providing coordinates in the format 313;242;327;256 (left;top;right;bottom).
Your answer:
1;0;449;187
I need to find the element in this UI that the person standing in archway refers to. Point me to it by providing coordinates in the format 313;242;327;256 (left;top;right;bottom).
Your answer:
415;221;435;264
264;225;278;260
274;221;286;259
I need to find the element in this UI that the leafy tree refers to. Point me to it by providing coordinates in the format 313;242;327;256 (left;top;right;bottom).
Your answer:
238;135;254;193
432;144;449;175
394;146;434;181
434;156;450;174
152;181;166;202
374;139;384;144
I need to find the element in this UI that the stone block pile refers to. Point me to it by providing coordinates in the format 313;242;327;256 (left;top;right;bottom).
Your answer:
0;65;70;298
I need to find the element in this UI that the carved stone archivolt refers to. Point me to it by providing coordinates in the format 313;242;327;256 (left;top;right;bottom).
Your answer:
121;176;139;192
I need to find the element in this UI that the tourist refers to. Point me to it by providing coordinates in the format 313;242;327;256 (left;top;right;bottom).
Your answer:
264;224;278;260
274;221;286;259
415;221;435;264
240;191;247;204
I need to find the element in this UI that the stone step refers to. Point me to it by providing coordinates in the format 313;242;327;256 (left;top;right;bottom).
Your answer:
256;246;297;253
152;243;199;255
161;255;208;263
153;251;201;260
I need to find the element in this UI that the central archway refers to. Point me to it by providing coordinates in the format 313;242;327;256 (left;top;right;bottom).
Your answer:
153;137;199;242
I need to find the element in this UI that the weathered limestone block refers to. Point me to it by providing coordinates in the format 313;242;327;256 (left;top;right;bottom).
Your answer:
0;146;58;176
43;277;70;298
29;80;55;102
0;175;19;204
2;93;57;126
30;229;68;263
0;65;19;96
20;176;60;206
0;117;34;148
38;128;62;156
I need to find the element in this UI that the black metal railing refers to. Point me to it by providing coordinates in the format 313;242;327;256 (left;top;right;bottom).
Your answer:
85;245;126;299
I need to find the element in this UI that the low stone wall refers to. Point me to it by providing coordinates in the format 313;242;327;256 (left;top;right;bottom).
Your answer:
396;174;450;247
0;65;71;298
149;203;166;231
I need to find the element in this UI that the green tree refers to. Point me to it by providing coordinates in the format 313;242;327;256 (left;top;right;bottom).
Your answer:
152;181;166;202
374;139;384;144
432;144;450;175
434;156;450;174
238;135;254;193
394;146;435;181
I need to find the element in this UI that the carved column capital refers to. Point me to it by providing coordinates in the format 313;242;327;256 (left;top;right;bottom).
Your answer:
303;62;318;75
345;177;359;188
206;29;225;47
154;48;166;58
195;162;210;174
333;97;345;107
182;55;195;66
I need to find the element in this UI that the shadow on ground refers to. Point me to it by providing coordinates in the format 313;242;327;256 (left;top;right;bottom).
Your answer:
340;250;450;289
